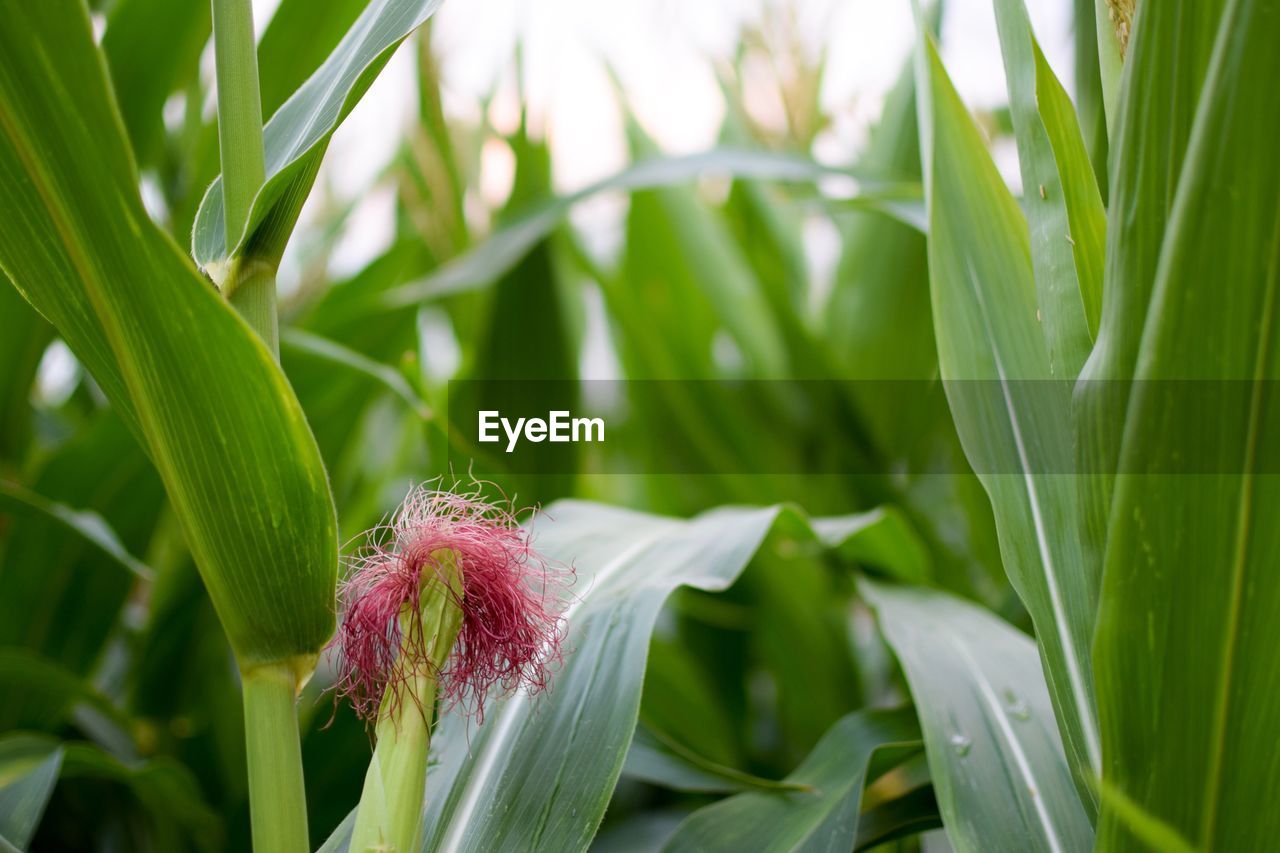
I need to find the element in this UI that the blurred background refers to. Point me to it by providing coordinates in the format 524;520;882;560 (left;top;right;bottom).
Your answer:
5;0;1093;849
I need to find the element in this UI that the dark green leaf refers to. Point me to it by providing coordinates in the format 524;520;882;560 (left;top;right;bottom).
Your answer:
102;0;210;164
1094;0;1280;847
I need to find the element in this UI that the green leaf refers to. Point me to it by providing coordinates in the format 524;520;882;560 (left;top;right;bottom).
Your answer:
661;708;921;853
620;117;787;377
1034;46;1105;340
167;0;372;241
55;738;220;849
826;48;1004;603
854;784;941;851
0;649;133;737
911;30;1099;796
461;122;580;503
412;501;923;852
0;413;162;676
192;0;446;273
0;481;151;581
102;0;210;164
280;328;430;421
813;508;931;585
0;281;52;463
1073;0;1229;582
0;734;63;851
257;0;373;120
0;1;336;669
861;581;1093;852
1093;0;1280;848
623;725;803;795
378;149;921;309
993;0;1101;379
1071;0;1108;199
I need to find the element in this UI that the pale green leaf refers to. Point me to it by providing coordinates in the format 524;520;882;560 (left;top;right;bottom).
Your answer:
0;735;63;851
377;149;921;309
192;0;446;272
661;708;921;853
993;0;1100;378
911;28;1099;797
862;581;1093;852
413;501;924;852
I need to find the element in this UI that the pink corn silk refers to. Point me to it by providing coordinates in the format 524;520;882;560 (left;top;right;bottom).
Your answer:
331;486;570;723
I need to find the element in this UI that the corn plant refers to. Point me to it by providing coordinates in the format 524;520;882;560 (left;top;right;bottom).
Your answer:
1;0;1278;851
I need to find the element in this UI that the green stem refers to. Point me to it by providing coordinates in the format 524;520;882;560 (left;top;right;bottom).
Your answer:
350;555;464;853
212;0;278;351
225;256;280;358
242;663;310;853
212;0;266;245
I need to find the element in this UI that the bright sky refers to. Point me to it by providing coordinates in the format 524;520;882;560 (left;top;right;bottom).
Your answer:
272;0;1077;281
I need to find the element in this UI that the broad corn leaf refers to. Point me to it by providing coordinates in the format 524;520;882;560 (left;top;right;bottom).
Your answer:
1073;0;1229;582
1094;0;1280;847
0;0;336;669
912;28;1099;803
863;582;1093;852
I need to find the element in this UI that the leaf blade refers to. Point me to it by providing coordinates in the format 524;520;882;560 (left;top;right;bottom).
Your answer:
911;27;1099;795
192;0;446;271
862;581;1093;852
0;0;337;667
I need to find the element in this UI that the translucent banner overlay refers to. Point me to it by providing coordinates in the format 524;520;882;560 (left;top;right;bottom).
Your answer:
444;380;1280;476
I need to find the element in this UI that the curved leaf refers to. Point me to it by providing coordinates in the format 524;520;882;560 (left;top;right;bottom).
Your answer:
0;482;151;581
911;26;1100;795
280;328;430;421
622;725;804;795
862;581;1093;852
0;1;336;668
0;650;134;738
192;0;446;272
0;735;63;851
377;150;922;309
410;501;923;852
662;708;921;853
